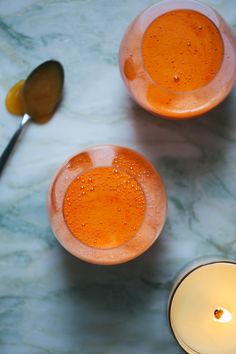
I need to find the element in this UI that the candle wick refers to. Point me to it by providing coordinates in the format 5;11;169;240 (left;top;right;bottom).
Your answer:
213;307;232;323
214;308;224;320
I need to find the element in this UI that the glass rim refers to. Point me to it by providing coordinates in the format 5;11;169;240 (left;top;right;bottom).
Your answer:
48;144;168;265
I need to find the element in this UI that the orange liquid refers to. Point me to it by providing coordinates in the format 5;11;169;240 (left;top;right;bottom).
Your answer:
142;10;223;92
5;80;25;115
63;167;145;249
5;79;53;123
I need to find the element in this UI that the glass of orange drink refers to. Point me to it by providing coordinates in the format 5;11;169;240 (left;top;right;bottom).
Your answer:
48;145;167;265
119;0;236;119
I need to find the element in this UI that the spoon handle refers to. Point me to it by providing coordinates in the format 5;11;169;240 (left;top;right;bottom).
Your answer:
0;113;31;176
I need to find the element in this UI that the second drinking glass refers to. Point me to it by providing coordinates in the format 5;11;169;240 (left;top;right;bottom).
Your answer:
119;0;236;119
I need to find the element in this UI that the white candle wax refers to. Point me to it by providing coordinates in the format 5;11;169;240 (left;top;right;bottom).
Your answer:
169;262;236;354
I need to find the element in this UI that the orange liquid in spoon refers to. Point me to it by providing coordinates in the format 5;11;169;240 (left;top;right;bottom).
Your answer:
5;79;53;123
5;80;25;115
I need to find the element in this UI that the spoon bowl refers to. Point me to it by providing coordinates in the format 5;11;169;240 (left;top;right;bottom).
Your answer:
22;60;64;122
0;60;64;176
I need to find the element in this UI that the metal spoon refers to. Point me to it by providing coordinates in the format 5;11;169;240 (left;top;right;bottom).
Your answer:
0;60;64;176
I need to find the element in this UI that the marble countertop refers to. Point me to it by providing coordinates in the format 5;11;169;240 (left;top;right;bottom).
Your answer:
0;0;236;353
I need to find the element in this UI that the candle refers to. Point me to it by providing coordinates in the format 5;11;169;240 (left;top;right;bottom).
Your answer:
169;261;236;354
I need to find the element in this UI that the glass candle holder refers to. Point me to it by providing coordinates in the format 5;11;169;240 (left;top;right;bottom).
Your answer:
48;145;167;265
119;0;236;119
168;260;236;354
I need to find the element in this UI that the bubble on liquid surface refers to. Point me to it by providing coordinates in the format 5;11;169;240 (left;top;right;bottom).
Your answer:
173;75;180;82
